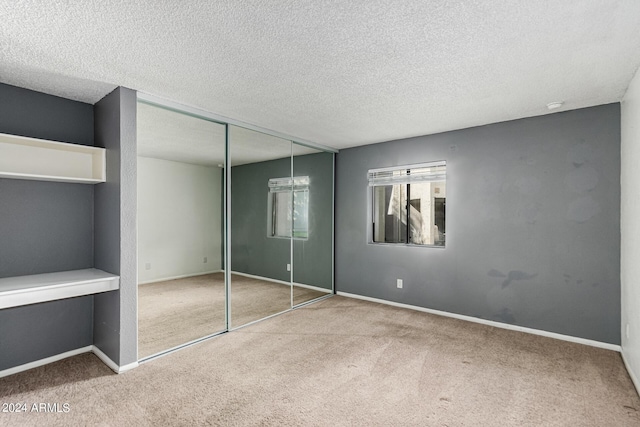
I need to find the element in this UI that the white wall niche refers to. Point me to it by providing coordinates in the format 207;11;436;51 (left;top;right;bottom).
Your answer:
0;132;105;184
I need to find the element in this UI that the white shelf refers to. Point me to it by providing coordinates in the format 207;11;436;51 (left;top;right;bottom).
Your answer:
0;132;106;184
0;269;120;309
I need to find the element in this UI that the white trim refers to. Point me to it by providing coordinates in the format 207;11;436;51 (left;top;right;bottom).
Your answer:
293;281;332;294
230;270;331;294
337;292;621;352
621;349;640;397
91;346;119;372
91;346;138;374
332;153;336;294
0;345;141;379
0;346;92;379
230;307;292;331
138;330;227;363
290;148;294;308
293;293;334;308
224;123;231;330
117;361;139;374
230;270;289;286
229;294;336;330
138;270;222;285
0;172;104;184
137;92;338;154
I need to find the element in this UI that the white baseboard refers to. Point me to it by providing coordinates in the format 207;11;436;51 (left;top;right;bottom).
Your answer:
91;345;138;374
231;270;290;286
138;270;222;285
621;349;640;397
0;346;92;379
293;282;333;294
231;270;332;294
0;345;139;379
337;291;621;352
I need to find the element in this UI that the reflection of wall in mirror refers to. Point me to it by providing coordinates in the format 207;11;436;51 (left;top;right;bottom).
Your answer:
292;153;333;290
231;151;333;289
137;156;223;284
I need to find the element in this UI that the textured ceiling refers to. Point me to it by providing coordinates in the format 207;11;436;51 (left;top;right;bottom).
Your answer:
2;1;640;150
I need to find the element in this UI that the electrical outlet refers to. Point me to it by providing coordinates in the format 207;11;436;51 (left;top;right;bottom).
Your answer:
286;263;291;272
397;279;403;289
145;263;151;271
203;257;208;264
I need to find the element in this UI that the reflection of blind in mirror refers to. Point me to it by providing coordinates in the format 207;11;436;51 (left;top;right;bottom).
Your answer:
367;161;446;186
268;176;310;239
268;176;310;191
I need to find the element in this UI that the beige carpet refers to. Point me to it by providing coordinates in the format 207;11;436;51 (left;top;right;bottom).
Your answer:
2;296;639;426
139;273;329;358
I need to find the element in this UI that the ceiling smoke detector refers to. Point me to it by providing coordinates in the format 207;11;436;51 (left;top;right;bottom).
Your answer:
546;101;564;110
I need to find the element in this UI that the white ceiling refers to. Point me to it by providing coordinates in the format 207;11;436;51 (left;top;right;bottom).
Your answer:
2;1;640;150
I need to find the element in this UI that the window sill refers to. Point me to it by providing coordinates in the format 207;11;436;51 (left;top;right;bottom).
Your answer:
368;242;445;248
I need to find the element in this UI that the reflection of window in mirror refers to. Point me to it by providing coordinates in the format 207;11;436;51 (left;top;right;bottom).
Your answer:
368;162;446;246
267;176;309;239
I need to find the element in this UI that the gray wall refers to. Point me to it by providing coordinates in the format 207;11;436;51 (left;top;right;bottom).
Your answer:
93;87;138;366
0;82;93;144
0;180;94;278
0;299;93;370
0;83;95;370
336;104;621;344
231;151;334;288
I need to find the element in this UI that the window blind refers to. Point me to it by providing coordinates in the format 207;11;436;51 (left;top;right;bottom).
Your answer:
367;161;446;186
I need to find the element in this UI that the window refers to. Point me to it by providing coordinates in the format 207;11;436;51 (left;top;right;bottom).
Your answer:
368;162;446;246
268;176;309;239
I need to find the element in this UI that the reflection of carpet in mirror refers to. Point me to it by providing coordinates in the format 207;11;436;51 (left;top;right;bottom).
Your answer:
231;274;330;328
293;284;329;306
138;273;328;359
138;273;226;359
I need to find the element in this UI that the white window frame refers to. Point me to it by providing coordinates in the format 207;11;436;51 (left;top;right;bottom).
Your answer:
367;161;446;247
267;176;310;240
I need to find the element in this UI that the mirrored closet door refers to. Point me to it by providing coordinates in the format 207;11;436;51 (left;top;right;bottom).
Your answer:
136;97;336;358
229;125;293;328
137;102;227;358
